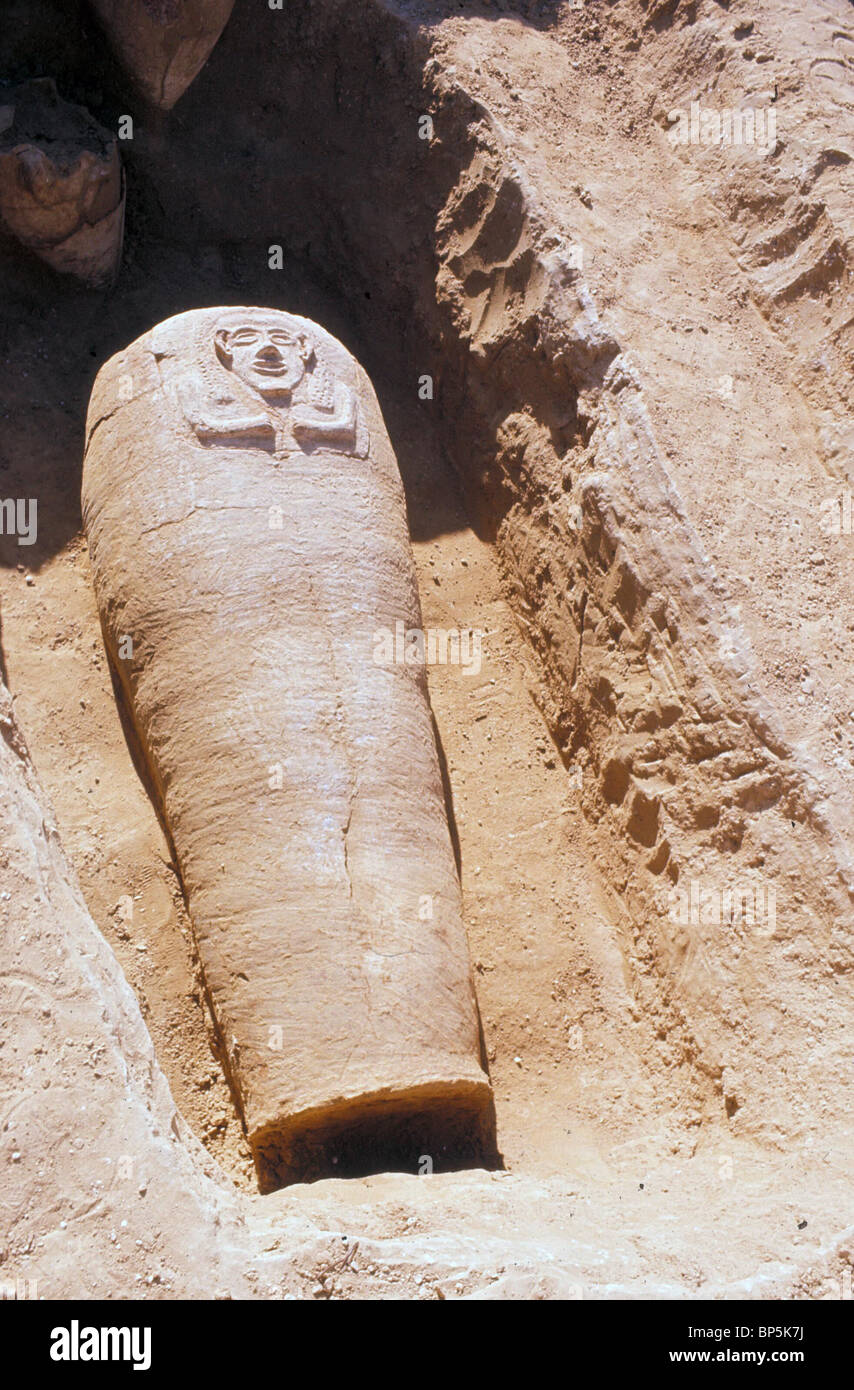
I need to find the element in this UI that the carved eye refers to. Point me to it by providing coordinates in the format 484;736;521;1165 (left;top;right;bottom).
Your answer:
269;332;295;347
230;329;259;346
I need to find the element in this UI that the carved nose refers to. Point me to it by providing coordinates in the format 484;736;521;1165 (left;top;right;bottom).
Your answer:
256;343;281;360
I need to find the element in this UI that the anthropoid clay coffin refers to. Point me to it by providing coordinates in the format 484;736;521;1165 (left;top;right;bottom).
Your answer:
88;0;236;110
82;307;494;1187
0;79;124;287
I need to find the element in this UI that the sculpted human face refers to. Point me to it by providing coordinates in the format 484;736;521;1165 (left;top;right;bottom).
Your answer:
218;324;308;399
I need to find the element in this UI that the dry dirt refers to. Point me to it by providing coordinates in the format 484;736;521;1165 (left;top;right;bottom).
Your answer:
0;0;852;1300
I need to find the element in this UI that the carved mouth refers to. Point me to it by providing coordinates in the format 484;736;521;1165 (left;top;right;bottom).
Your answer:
252;358;286;375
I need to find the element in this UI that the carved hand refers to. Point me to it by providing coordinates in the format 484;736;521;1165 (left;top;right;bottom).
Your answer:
291;382;357;443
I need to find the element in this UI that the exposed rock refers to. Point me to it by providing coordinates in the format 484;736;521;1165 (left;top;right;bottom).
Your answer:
81;307;494;1189
0;78;123;287
88;0;236;109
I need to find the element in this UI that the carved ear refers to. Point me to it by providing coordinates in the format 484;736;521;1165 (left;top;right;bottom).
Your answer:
297;333;316;368
214;329;232;368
